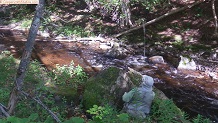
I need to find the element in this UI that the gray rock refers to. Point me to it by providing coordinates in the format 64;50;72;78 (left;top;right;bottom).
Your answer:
105;44;128;59
148;56;165;64
177;56;196;70
99;42;112;50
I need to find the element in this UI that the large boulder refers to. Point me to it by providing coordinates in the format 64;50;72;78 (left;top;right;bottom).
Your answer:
83;67;121;110
83;67;138;109
83;67;151;110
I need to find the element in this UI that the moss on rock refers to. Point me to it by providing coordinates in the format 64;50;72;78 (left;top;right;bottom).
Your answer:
83;67;121;109
83;67;147;110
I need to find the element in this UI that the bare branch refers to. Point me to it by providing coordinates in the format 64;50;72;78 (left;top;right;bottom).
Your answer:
2;90;62;122
212;0;218;35
0;103;10;117
20;91;61;123
113;0;206;38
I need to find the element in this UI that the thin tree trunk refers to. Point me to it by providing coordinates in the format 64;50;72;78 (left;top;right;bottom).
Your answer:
113;0;205;38
7;0;45;114
212;0;218;36
120;0;133;27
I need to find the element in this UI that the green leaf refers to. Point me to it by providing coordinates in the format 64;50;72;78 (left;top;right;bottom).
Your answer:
63;117;85;123
7;116;25;123
118;113;129;122
0;119;7;123
28;113;38;122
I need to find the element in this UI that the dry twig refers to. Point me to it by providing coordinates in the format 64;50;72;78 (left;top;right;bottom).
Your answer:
0;103;10;117
20;91;61;123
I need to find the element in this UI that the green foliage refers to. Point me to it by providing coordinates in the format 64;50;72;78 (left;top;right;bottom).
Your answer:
192;114;211;123
87;105;130;123
151;98;188;123
46;4;59;13
20;19;32;28
147;97;211;123
127;71;142;87
194;7;204;17
186;44;211;52
58;25;75;36
117;113;129;122
5;5;34;23
172;40;184;50
131;0;169;11
0;51;17;105
63;117;85;123
0;51;212;123
24;60;47;87
87;105;110;120
15;92;68;121
0;114;85;123
50;61;87;87
15;60;67;121
0;51;67;121
57;25;90;37
0;113;38;123
0;89;10;105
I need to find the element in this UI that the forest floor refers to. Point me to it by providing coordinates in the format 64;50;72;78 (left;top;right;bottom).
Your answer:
53;0;218;46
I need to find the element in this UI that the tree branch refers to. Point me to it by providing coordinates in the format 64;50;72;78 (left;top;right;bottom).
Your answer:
0;103;10;117
113;0;206;38
212;0;218;36
20;91;61;123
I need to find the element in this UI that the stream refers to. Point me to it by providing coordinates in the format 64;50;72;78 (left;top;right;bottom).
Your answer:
1;28;218;122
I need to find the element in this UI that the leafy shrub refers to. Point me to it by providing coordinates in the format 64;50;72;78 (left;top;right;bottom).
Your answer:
50;61;87;87
0;113;38;123
87;105;110;120
150;98;188;123
130;0;169;11
148;97;211;123
0;114;85;123
192;114;211;123
0;51;17;105
87;104;129;123
57;25;90;37
63;117;85;123
21;19;32;28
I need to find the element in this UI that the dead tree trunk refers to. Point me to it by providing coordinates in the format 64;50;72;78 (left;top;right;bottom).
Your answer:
212;0;218;37
7;0;45;114
120;0;133;27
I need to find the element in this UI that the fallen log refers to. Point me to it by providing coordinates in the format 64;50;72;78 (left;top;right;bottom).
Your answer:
113;0;206;38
